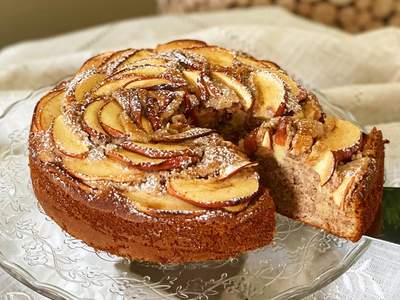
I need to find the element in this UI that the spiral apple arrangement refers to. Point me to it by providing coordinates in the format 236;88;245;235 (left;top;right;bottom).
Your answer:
31;39;364;216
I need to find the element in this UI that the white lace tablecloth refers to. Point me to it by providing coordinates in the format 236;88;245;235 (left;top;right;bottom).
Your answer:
0;7;399;299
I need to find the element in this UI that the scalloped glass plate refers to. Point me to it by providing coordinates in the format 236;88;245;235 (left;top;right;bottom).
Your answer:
0;84;370;300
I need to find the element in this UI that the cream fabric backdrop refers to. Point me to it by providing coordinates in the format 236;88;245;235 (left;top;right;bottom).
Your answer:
0;7;399;299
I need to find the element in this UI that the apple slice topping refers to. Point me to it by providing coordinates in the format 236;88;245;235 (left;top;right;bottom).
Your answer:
52;116;89;157
154;128;213;142
183;70;200;89
98;100;126;137
112;65;167;79
82;99;108;137
237;55;279;71
35;90;64;131
316;118;362;157
167;170;259;208
310;150;336;186
332;158;369;208
211;72;253;111
123;78;173;90
218;160;258;179
130;57;167;67
307;119;362;186
187;46;234;67
115;49;154;71
78;51;113;74
269;69;304;100
124;190;203;214
120;140;193;158
251;70;287;119
107;148;197;171
99;48;137;74
333;176;354;208
119;112;151;143
94;76;140;96
62;156;141;182
74;73;105;103
156;39;207;52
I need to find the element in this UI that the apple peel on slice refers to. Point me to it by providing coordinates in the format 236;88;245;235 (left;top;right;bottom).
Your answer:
316;118;362;161
62;156;141;182
310;150;336;186
119;112;151;143
124;190;204;215
156;39;207;52
187;46;234;67
331;157;369;208
111;65;167;79
237;55;279;71
167;170;259;208
251;70;287;119
94;76;140;97
115;49;154;71
82;99;108;138
107;148;197;171
78;51;113;74
74;73;106;103
123;78;173;90
154;128;213;142
120;140;193;159
218;160;258;180
211;72;253;111
98;100;126;137
52;116;89;158
34;90;65;131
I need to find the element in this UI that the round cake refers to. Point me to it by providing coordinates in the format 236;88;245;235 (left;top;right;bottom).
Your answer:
29;39;384;264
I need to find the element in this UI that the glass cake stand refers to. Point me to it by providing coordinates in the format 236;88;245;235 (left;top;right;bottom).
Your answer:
0;84;370;300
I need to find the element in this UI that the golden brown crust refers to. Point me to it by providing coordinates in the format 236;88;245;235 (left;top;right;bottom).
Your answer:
29;152;275;264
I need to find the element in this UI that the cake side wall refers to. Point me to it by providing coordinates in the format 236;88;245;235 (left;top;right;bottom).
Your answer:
28;152;276;264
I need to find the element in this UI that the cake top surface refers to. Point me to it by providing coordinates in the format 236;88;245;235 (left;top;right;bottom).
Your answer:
29;39;368;216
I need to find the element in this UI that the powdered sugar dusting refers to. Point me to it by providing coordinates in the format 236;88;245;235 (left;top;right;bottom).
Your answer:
31;40;313;216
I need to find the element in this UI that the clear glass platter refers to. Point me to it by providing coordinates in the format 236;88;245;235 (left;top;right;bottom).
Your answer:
0;85;370;300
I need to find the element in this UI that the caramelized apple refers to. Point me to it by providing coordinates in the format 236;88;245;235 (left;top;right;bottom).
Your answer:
52;116;89;158
167;170;259;208
77;51;113;74
98;100;125;137
251;71;287;119
62;156;141;182
82;99;109;138
34;90;64;131
187;46;234;67
107;148;197;171
316;118;362;160
156;39;207;52
154;128;213;142
115;49;154;71
74;73;105;103
124;190;203;214
310;150;336;186
211;72;253;110
120;140;193;158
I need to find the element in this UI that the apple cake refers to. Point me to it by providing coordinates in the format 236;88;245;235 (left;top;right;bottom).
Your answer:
29;39;384;264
